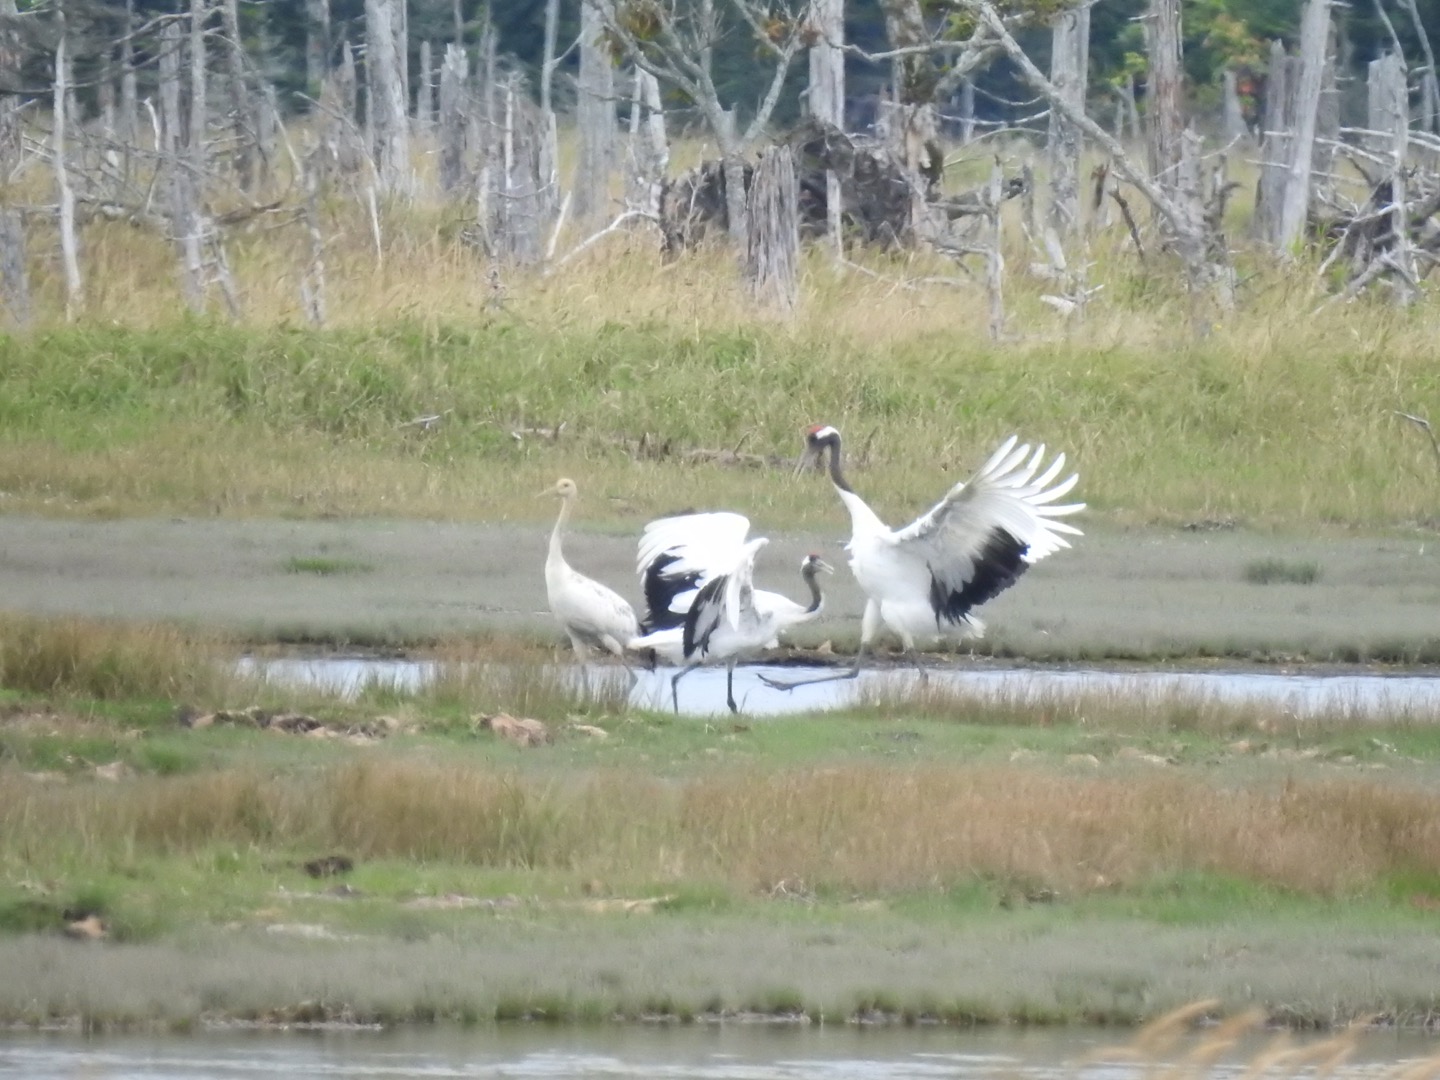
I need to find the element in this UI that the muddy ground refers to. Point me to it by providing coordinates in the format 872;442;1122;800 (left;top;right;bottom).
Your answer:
0;515;1435;663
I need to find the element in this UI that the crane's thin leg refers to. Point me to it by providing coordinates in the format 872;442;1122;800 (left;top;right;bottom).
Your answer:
726;660;738;714
760;600;877;692
670;661;700;714
902;646;929;684
759;645;867;691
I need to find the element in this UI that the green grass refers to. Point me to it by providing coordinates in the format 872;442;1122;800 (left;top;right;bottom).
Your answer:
1244;558;1322;585
283;555;375;575
0;306;1437;530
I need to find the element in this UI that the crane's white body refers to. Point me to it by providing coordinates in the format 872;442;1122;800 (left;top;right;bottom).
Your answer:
632;512;830;712
543;479;641;683
766;431;1082;689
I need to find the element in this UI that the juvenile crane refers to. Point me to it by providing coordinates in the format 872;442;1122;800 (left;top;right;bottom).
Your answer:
542;477;642;689
763;427;1083;690
631;511;833;713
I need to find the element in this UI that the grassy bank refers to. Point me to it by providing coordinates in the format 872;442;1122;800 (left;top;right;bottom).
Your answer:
3;617;1440;1029
1;249;1438;530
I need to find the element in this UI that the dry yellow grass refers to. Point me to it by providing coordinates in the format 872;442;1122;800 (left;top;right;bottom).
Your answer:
6;757;1439;898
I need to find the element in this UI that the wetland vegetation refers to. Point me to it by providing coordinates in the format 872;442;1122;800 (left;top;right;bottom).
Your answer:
1;212;1439;1031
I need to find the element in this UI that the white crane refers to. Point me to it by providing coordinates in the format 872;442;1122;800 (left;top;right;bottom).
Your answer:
762;427;1083;690
630;512;833;712
542;477;642;688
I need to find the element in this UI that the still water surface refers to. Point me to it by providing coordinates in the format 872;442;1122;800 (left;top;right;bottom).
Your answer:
237;656;1440;720
3;1025;1439;1080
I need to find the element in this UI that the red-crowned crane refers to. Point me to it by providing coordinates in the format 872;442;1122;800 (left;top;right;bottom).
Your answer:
630;511;833;712
542;478;642;689
762;428;1083;691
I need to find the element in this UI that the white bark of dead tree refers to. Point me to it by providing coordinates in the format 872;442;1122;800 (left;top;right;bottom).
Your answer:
53;31;82;322
416;40;434;128
189;0;208;176
746;145;800;312
881;0;940;235
1253;38;1290;241
1368;52;1405;153
625;68;667;217
306;0;331;90
958;79;975;144
0;209;27;327
541;0;560;118
301;176;327;326
1046;4;1089;237
1221;69;1247;141
574;1;616;224
438;43;468;193
985;155;1005;341
973;1;1233;312
1145;0;1184;186
159;19;181;158
809;0;846;252
1276;0;1330;252
1395;0;1440;132
0;0;20;184
1313;24;1340;195
220;0;259;191
366;0;412;196
120;0;138;151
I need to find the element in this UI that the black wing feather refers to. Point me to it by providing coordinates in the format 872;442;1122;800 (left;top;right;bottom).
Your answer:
929;527;1030;625
641;551;702;634
682;574;728;658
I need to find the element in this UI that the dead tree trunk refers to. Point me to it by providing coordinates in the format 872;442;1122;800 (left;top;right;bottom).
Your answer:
0;0;26;324
306;0;331;90
985;155;1005;340
1047;5;1089;237
1254;38;1291;241
416;39;434;128
366;0;412;196
808;0;845;250
574;1;616;223
1222;69;1247;141
541;0;560;117
220;0;259;191
0;0;21;184
53;31;82;321
1276;0;1330;252
1395;0;1440;132
1145;0;1184;186
120;0;138;150
746;145;800;312
625;68;667;216
881;0;940;234
0;209;27;327
438;43;468;193
189;0;208;176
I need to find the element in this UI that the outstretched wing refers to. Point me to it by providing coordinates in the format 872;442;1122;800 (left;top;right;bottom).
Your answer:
637;512;753;632
681;537;767;658
889;436;1084;626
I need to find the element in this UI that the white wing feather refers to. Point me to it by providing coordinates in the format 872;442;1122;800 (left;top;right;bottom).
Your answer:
889;436;1085;599
637;512;753;581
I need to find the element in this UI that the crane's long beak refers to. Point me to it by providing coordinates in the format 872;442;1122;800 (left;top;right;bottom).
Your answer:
535;487;557;499
792;446;818;479
815;559;836;575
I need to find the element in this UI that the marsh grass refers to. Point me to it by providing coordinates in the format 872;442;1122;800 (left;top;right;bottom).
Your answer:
846;672;1440;737
1244;558;1323;585
283;556;375;576
2;207;1439;529
6;752;1440;901
0;613;234;701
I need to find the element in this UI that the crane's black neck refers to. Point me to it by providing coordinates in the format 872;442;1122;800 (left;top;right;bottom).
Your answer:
820;436;853;494
801;565;825;613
